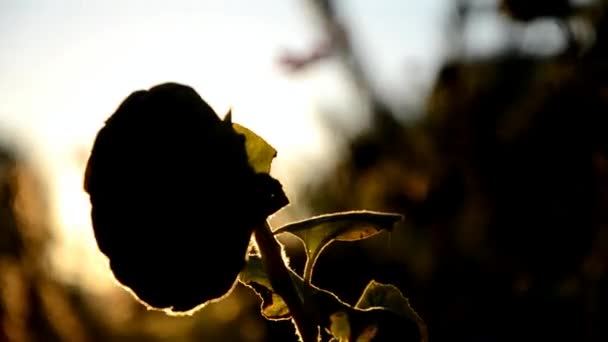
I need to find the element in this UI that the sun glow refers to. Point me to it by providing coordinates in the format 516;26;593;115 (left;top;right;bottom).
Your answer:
45;68;329;294
0;3;340;294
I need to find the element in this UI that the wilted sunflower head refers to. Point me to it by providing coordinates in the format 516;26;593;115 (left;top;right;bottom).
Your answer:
84;82;288;314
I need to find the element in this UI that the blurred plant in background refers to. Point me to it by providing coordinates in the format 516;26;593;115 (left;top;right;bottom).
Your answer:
282;0;608;341
0;140;93;341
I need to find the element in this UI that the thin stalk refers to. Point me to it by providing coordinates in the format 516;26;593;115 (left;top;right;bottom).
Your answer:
303;253;314;285
253;221;318;342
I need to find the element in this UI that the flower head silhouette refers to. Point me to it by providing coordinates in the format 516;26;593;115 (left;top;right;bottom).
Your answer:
84;82;288;313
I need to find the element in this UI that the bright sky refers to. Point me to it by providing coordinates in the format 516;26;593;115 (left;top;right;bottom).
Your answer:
0;0;450;293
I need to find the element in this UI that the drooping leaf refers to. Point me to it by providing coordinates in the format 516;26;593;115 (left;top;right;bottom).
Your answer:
238;254;291;320
273;211;403;282
239;254;355;326
229;111;277;174
355;280;428;342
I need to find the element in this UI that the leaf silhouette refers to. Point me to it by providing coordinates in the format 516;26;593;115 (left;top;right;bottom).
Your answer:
238;254;292;320
273;211;403;282
355;280;428;342
240;256;423;341
238;254;353;325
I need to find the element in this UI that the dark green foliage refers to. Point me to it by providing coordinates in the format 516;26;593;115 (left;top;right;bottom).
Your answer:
84;82;288;313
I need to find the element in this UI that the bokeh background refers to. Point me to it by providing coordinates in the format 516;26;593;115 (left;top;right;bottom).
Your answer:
0;0;607;341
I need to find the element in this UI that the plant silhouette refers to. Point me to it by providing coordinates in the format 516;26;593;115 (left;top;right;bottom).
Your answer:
83;82;425;341
84;82;288;313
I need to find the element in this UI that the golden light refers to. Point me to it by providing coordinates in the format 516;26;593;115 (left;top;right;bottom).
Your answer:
0;2;345;296
42;50;334;296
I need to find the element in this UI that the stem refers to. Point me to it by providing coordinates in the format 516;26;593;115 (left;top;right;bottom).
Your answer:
303;253;314;285
253;221;318;342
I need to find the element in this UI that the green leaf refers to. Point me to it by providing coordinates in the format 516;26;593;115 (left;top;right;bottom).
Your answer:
273;211;403;283
228;110;277;174
355;280;428;342
238;254;292;320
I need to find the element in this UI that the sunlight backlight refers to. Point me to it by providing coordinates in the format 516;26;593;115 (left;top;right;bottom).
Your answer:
0;0;447;294
0;3;338;293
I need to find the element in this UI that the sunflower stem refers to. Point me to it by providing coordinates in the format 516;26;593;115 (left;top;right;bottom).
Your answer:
253;221;318;342
303;254;314;284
